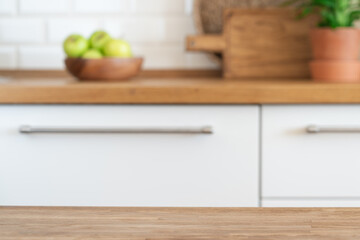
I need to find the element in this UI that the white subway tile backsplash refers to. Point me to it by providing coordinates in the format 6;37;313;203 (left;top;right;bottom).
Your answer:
0;46;16;69
20;0;70;14
104;16;194;43
165;17;195;42
48;18;102;43
185;0;193;15
74;0;131;13
133;0;185;14
102;18;126;39
0;19;44;43
19;46;65;69
0;0;212;69
133;44;185;69
0;0;16;14
185;53;219;69
104;17;165;43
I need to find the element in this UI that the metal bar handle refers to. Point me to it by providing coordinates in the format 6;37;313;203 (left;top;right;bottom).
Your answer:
307;125;360;134
19;125;213;134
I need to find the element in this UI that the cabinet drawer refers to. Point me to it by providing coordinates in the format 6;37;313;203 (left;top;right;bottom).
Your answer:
0;105;259;207
263;200;360;207
263;105;360;198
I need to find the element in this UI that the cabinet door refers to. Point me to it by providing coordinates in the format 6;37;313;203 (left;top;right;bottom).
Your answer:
263;105;360;199
0;105;259;207
263;200;360;207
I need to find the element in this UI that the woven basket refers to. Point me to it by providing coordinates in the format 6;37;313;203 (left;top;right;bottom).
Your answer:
193;0;296;64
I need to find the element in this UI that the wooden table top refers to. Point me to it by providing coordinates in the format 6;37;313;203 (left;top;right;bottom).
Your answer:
1;207;360;240
1;70;360;104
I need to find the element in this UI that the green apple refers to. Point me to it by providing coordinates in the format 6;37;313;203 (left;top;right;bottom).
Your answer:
82;49;103;59
89;31;111;51
104;39;133;58
63;34;89;58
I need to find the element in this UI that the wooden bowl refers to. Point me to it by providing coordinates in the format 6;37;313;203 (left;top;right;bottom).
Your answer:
65;57;143;81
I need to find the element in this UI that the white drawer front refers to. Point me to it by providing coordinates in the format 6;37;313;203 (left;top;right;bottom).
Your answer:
263;200;360;207
263;105;360;198
0;106;259;207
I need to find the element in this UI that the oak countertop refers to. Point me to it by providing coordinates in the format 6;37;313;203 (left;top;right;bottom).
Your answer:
1;207;360;240
1;70;360;104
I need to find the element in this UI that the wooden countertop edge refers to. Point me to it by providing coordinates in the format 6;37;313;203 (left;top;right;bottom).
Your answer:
0;69;223;79
1;84;359;104
1;70;360;104
1;207;360;239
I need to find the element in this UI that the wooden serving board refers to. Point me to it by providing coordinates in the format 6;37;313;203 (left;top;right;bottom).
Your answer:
187;9;317;79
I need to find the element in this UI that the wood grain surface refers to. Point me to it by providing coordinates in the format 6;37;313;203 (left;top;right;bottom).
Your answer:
0;70;223;79
192;0;300;64
223;9;317;79
65;57;144;81
1;207;360;240
187;35;226;53
1;70;360;104
187;9;318;79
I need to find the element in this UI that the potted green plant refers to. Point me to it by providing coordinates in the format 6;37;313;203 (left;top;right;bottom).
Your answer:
285;0;360;83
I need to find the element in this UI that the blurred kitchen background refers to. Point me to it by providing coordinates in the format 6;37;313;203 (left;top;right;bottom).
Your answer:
0;0;218;70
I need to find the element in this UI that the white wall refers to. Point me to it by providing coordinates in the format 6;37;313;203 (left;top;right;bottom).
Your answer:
0;0;218;70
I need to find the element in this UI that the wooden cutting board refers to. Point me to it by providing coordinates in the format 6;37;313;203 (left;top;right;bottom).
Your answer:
187;9;317;79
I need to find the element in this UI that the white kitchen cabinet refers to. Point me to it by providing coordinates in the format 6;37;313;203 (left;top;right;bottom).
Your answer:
262;105;360;200
263;199;360;207
0;105;259;207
